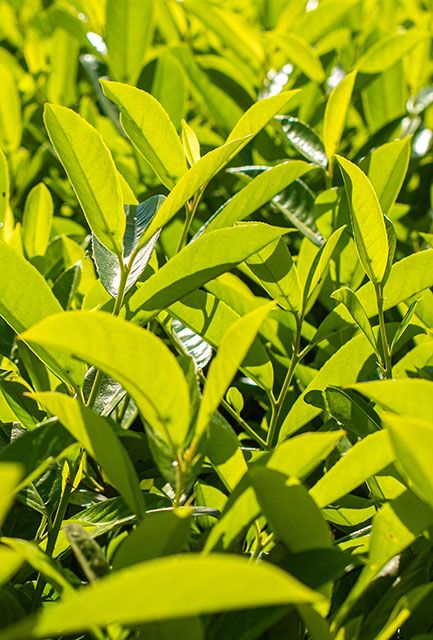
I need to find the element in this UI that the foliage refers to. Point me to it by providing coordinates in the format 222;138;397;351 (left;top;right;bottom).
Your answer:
0;0;433;638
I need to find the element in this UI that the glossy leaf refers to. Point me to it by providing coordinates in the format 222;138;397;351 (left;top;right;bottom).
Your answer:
101;80;187;188
279;116;327;168
336;155;388;284
324;71;356;162
44;104;125;256
21;312;191;450
21;184;53;259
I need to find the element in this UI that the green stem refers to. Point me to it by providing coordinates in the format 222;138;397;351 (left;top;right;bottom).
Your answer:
176;192;201;253
374;282;392;378
266;315;303;449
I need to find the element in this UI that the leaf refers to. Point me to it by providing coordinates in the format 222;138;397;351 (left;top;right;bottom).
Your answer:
0;240;84;388
310;431;394;508
44;104;125;256
141;138;249;242
0;463;22;526
0;146;9;224
204;160;314;233
336;155;388;284
331;287;377;350
273;32;325;83
128;223;289;324
101;80;187;188
313;249;433;346
357;31;430;74
226;91;297;144
92;195;164;298
195;303;274;440
365;137;411;215
153;51;186;130
172;319;212;372
244;238;301;314
105;0;155;85
52;262;82;310
351;380;433;422
250;468;332;552
33;392;145;516
0;63;21;152
303;225;346;309
278;116;327;168
0;548;22;587
324;71;357;162
113;508;192;569
181;120;201;166
21;312;191;450
383;413;433;508
21;184;53;259
64;524;111;581
0;554;323;640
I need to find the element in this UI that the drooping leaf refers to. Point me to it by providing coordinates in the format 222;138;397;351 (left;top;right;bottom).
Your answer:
33;392;145;516
0;555;322;640
21;312;191;450
44;104;125;256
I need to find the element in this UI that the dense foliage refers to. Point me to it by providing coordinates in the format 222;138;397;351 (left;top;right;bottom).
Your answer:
1;0;433;638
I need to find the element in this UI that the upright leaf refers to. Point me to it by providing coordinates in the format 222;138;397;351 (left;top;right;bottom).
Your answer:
0;463;22;526
21;184;53;259
336;155;388;284
324;71;356;162
101;80;187;188
44;104;125;256
105;0;154;85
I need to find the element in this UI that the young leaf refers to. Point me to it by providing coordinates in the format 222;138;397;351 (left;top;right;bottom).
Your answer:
0;146;9;224
365;137;411;215
273;32;325;83
324;71;357;162
357;31;430;74
335;155;389;284
181;120;201;166
0;63;21;152
21;184;53;259
128;223;289;324
101;80;187;188
0;463;22;526
44;104;125;256
226;91;298;143
0;555;322;640
105;0;155;85
194;302;274;440
93;195;164;298
303;225;346;309
21;312;191;450
33;392;145;516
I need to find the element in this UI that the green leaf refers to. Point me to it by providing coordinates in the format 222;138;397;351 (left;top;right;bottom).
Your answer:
0;463;22;526
101;80;187;188
365;137;411;215
279;116;327;168
181;120;201;166
93;195;164;298
204;160;314;233
153;51;186;129
0;241;84;388
226;91;298;144
244;238;301;314
195;302;274;440
128;223;289;324
273;32;325;83
0;146;9;225
105;0;155;85
172;319;212;372
357;31;430;74
324;71;357;162
0;554;322;640
52;262;82;310
336;155;388;284
142;138;248;242
64;524;110;582
0;548;22;587
21;184;53;259
331;287;377;350
303;225;346;310
383;412;433;508
0;63;21;152
310;431;394;508
21;312;191;450
250;468;332;552
33;392;145;516
113;508;192;569
44;104;125;256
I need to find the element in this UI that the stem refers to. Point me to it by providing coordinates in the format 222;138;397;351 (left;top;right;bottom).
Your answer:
176;192;201;253
374;282;392;378
267;315;303;449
